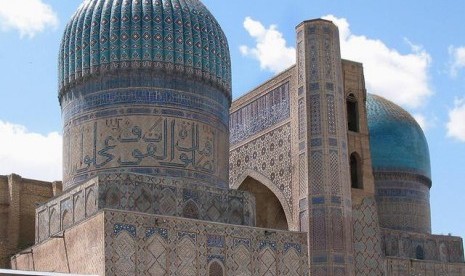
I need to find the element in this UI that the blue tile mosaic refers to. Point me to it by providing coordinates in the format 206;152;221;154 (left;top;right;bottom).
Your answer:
59;0;231;95
178;231;196;241
284;242;302;254
259;240;277;251
207;235;225;248
233;238;250;248
113;223;136;237
145;227;168;239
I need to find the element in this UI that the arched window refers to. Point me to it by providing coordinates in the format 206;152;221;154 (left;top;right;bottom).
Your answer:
416;245;425;260
347;94;359;132
350;153;363;189
208;260;224;276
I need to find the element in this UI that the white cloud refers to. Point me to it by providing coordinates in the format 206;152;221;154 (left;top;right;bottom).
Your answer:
446;98;465;142
448;46;465;77
323;15;433;109
240;17;295;74
0;0;59;38
412;113;434;132
0;120;62;181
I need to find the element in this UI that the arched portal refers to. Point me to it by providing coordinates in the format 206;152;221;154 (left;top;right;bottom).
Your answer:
238;177;288;230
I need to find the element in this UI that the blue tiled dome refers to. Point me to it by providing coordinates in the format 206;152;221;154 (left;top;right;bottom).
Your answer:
58;0;231;97
367;94;431;179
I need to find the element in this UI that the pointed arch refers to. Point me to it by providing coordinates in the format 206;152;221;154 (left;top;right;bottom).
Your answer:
232;169;290;230
61;209;73;229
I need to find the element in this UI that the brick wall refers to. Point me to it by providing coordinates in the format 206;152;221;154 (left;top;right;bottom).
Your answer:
0;174;61;268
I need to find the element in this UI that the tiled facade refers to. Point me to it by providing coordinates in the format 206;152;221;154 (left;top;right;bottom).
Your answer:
4;0;465;275
227;16;465;276
35;173;256;243
13;210;309;276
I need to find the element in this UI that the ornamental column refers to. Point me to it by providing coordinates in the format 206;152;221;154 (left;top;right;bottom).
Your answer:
296;19;355;275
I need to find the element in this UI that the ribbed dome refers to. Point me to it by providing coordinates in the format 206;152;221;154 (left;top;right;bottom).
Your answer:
367;94;431;180
58;0;231;98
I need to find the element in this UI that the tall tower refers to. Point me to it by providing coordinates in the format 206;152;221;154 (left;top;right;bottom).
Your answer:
59;0;232;190
295;19;355;275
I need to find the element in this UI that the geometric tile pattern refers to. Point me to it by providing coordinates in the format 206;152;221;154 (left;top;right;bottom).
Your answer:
176;236;196;276
231;244;252;275
112;231;136;275
230;123;293;214
352;197;385;275
283;248;301;276
103;209;308;275
259;247;277;276
145;234;167;275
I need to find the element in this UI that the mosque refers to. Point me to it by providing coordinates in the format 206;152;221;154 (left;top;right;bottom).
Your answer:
1;0;464;275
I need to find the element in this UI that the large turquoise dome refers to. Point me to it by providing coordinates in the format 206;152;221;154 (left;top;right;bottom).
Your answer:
59;0;232;189
367;94;431;180
58;0;231;98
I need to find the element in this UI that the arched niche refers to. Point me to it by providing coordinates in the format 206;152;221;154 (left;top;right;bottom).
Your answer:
208;260;224;276
234;173;289;230
347;93;359;132
350;152;363;189
416;245;425;260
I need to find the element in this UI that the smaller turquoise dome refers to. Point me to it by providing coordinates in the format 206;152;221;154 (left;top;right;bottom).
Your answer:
367;94;431;180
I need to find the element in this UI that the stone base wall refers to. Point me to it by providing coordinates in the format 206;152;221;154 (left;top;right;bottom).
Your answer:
386;257;465;275
36;173;256;243
11;212;104;275
14;209;308;276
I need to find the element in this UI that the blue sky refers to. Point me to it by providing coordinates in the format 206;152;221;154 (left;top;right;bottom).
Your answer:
0;0;464;241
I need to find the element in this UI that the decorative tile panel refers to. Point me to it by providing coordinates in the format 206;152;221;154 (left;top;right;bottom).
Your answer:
35;173;256;243
102;209;308;275
229;82;290;145
229;123;293;213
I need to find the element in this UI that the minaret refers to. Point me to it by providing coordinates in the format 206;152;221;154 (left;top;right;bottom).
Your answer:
295;19;355;275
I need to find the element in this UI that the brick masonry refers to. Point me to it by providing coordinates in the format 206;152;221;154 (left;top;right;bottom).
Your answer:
0;174;61;269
